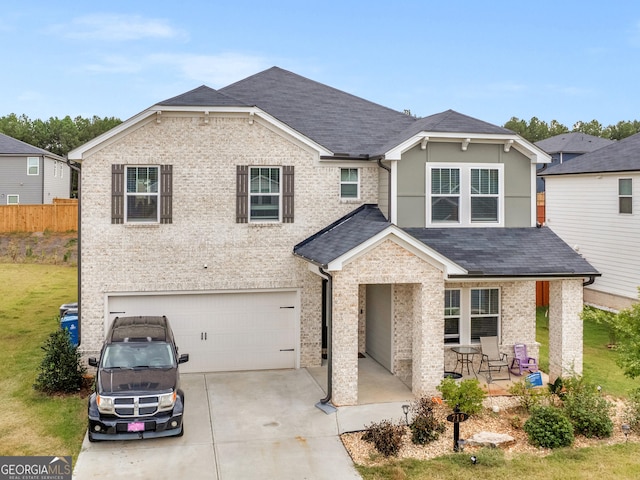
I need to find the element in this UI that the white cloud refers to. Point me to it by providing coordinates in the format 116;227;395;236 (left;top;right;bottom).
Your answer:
52;13;186;42
82;55;143;74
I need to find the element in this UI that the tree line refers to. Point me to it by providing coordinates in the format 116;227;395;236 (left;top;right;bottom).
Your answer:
2;113;640;158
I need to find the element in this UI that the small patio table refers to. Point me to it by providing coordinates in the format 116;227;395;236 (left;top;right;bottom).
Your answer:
451;346;480;376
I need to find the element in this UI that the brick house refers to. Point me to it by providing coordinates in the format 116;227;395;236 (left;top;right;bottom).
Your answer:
68;67;598;406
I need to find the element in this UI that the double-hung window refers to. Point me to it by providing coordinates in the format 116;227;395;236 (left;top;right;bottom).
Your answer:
250;167;281;221
428;164;503;226
126;166;159;223
340;168;359;199
27;157;39;176
444;287;500;344
619;178;632;214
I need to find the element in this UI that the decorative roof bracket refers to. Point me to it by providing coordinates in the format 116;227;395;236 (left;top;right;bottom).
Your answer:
461;138;471;151
156;111;162;124
504;139;514;152
420;136;429;150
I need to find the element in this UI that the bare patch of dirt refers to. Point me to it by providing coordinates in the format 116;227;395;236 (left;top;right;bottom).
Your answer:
341;395;636;467
0;232;78;265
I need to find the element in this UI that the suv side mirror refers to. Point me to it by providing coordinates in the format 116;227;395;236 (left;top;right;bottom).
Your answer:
178;354;189;364
88;357;98;367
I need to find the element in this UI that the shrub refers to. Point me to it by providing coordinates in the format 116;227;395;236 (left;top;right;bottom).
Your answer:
436;377;486;416
524;406;574;448
34;328;86;394
408;397;446;445
362;419;405;457
508;379;547;412
625;387;640;433
562;378;613;438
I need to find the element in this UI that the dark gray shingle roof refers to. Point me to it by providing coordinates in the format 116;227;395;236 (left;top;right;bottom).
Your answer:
535;132;614;155
158;85;249;107
294;205;598;277
0;132;52;156
542;131;640;175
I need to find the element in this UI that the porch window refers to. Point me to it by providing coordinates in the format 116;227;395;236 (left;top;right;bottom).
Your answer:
444;289;460;344
470;288;499;342
340;168;359;199
619;178;632;214
250;167;281;221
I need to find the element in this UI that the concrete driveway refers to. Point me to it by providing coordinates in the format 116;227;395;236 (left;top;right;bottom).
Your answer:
73;369;362;479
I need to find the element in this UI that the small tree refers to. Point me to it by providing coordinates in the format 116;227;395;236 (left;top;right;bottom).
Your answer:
436;377;486;416
34;328;86;394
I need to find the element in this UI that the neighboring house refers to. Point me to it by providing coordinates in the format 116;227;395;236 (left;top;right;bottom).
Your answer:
0;132;70;204
541;132;640;311
535;133;614;192
68;67;598;406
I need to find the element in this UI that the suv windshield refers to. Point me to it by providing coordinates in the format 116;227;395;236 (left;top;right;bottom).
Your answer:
102;342;175;369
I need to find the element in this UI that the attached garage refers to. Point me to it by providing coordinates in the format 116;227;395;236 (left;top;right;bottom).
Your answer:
106;290;299;373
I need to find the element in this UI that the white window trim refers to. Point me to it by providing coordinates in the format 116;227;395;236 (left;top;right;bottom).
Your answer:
427;163;504;227
619;178;633;215
7;194;19;205
27;157;39;176
124;165;160;224
249;166;282;223
340;167;360;200
445;287;501;345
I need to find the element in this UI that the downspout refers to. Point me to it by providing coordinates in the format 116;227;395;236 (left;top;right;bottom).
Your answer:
377;158;391;220
316;266;335;412
66;159;81;346
583;276;596;287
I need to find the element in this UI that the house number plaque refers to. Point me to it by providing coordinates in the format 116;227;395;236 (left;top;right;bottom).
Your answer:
447;405;469;452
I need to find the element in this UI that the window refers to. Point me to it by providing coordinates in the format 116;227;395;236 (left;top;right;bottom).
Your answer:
27;157;39;175
7;195;18;205
443;287;500;344
444;290;461;344
126;166;159;223
619;178;632;214
428;164;503;226
340;168;359;199
250;167;281;221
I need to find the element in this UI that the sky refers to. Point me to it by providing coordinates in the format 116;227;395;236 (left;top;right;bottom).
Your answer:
3;1;640;128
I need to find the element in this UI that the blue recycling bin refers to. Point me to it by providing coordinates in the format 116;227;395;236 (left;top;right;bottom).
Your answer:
61;309;79;347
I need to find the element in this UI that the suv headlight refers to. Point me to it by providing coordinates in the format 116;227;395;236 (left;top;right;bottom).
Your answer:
96;395;115;414
158;391;177;411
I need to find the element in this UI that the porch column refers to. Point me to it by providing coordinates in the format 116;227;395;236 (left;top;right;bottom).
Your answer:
412;282;444;397
548;279;584;380
331;273;359;406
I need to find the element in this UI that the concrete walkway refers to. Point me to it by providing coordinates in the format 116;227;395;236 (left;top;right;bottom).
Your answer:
74;370;390;479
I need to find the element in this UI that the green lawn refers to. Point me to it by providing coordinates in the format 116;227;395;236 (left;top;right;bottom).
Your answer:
0;264;86;460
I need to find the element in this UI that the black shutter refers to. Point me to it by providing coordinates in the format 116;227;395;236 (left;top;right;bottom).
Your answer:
111;164;124;224
282;165;294;223
160;165;173;224
236;165;248;223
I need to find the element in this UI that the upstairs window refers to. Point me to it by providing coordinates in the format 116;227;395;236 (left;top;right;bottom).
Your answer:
250;167;281;221
126;166;159;223
340;168;359;199
27;157;39;175
619;178;632;214
428;164;503;226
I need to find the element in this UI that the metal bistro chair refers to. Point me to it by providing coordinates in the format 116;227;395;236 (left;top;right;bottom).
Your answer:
510;343;538;376
478;336;511;381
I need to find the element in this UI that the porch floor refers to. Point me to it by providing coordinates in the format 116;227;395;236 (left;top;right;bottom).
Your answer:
307;355;548;405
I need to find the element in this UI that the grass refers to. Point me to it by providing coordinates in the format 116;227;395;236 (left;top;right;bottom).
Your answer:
0;264;85;460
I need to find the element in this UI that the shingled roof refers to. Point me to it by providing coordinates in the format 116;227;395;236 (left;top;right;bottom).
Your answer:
0;132;56;157
535;132;614;155
542;131;640;175
294;205;599;278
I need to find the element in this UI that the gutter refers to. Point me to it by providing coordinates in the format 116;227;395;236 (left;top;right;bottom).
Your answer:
583;275;596;287
377;158;392;220
316;266;336;414
66;158;82;346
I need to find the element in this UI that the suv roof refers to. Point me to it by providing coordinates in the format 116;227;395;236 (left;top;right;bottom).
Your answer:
108;316;171;343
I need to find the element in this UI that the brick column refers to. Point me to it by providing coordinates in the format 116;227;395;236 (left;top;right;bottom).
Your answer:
548;279;584;380
412;282;444;397
330;272;359;406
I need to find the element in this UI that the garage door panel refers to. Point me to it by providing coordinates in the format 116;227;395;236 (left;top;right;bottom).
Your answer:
107;291;297;373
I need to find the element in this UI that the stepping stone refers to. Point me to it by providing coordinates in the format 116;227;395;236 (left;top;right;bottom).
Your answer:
466;431;516;448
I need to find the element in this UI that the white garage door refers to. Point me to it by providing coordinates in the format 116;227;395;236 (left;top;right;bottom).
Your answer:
107;291;298;373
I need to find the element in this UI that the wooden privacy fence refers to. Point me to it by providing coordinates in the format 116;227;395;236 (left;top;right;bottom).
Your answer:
0;199;78;232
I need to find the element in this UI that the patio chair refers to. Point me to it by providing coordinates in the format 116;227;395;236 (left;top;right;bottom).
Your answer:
478;336;511;381
510;343;538;376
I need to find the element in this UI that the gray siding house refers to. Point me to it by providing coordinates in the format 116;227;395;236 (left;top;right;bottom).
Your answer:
0;132;70;204
69;67;598;406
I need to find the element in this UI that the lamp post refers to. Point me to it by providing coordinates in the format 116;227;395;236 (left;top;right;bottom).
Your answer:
402;404;410;425
622;423;631;442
